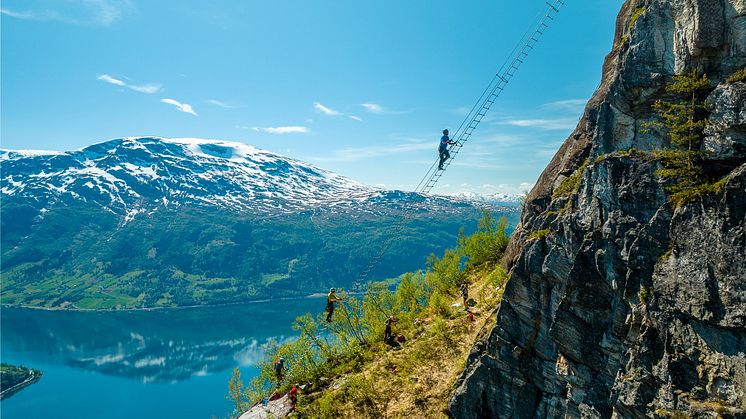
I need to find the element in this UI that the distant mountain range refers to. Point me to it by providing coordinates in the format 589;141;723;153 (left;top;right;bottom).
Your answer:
1;137;521;309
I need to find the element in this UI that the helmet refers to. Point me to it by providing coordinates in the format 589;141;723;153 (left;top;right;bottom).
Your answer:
279;358;285;362
330;288;336;292
443;129;449;135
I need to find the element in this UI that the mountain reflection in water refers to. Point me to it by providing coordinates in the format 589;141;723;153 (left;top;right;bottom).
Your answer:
1;296;324;383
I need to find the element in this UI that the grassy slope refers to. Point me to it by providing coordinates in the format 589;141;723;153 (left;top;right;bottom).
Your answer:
294;269;503;418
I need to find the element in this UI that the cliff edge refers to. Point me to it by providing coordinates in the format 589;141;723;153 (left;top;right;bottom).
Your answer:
450;0;746;417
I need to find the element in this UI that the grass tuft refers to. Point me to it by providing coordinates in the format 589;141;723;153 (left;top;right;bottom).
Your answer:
552;160;588;200
727;67;746;83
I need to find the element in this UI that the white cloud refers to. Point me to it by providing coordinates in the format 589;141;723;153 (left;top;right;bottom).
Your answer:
1;0;133;26
97;74;126;86
314;102;363;121
361;103;384;114
207;99;238;108
313;102;341;116
502;118;578;130
541;99;587;113
161;98;198;116
311;142;432;162
97;74;162;94
252;126;310;134
361;102;410;115
128;83;162;94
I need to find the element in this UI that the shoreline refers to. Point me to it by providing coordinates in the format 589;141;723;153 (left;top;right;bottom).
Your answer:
0;370;42;400
0;293;330;313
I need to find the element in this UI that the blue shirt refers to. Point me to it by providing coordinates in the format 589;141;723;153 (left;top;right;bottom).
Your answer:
440;135;450;149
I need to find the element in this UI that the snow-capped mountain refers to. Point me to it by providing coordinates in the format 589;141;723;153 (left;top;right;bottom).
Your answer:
1;137;484;219
1;137;381;216
450;191;524;207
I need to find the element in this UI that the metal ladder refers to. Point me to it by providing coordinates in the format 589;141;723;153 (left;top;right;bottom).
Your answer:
356;0;566;284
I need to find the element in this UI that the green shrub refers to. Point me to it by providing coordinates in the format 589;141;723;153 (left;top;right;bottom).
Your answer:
431;318;458;350
727;67;746;83
395;272;428;315
486;266;509;289
552;160;588;200
425;249;463;295
295;391;341;418
527;229;551;242
459;211;510;270
669;176;728;206
639;287;649;304
343;375;385;416
428;289;453;318
627;7;645;33
621;7;645;42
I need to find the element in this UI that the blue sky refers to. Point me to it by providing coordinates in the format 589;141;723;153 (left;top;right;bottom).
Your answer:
1;0;624;195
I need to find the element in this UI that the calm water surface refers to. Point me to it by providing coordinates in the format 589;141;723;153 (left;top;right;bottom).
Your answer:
0;296;325;418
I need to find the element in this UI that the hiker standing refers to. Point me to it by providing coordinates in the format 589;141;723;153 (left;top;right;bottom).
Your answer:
438;129;457;170
384;315;399;343
274;358;285;383
460;283;469;307
326;288;342;322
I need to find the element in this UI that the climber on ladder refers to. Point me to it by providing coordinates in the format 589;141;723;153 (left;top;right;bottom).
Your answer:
325;288;342;322
438;129;457;170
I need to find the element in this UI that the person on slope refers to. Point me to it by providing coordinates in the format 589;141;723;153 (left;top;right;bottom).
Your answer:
326;288;342;322
438;129;457;170
460;282;469;308
384;315;399;344
274;358;286;384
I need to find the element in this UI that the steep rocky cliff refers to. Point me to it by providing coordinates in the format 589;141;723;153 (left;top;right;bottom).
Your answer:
450;0;746;417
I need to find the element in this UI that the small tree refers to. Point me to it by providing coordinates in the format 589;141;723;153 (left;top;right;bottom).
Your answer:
227;367;247;414
649;71;710;198
458;210;510;270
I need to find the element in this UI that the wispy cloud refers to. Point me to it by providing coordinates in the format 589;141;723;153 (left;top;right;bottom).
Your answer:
251;126;310;134
97;74;126;86
361;102;409;115
311;142;433;162
541;98;587;113
361;103;384;114
2;0;133;26
314;102;363;122
97;74;162;94
500;118;578;130
161;98;197;116
313;102;341;116
207;99;239;109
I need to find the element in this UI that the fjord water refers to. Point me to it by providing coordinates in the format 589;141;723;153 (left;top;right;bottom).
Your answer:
1;296;325;418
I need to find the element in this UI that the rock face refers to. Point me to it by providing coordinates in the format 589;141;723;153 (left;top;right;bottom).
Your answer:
450;0;746;417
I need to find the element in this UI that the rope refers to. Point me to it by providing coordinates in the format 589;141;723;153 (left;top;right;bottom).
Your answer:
354;0;566;287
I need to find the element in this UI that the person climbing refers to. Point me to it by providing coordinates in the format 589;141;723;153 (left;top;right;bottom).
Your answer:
460;282;469;307
274;358;285;383
326;288;342;322
384;315;399;344
438;129;457;170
